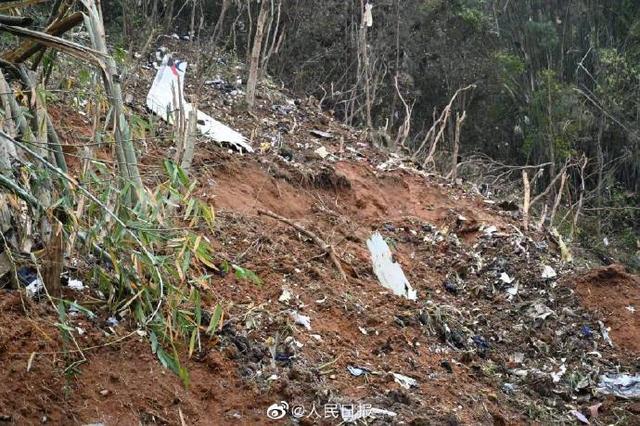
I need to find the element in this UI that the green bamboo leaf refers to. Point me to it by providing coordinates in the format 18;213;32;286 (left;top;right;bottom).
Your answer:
188;328;197;358
206;304;223;336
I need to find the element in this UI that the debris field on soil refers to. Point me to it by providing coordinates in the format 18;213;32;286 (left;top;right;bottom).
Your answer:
1;37;639;425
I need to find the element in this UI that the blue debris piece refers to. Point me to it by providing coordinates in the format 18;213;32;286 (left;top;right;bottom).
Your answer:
473;335;490;350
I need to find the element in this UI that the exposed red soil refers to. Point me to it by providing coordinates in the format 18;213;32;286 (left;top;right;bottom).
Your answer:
574;264;640;355
3;132;640;424
1;140;524;424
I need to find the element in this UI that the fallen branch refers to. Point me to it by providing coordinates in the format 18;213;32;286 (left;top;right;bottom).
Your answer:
2;12;84;63
0;15;33;26
257;209;347;280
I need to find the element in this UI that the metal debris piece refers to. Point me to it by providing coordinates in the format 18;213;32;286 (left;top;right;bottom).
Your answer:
499;272;514;284
597;374;640;399
530;303;554;320
541;265;557;279
483;225;498;236
68;278;85;291
569;410;590;424
366;233;417;300
314;146;329;159
278;288;292;303
551;364;567;383
290;311;311;330
146;59;252;152
392;373;418;389
347;365;371;377
25;278;43;298
310;129;333;139
598;321;614;347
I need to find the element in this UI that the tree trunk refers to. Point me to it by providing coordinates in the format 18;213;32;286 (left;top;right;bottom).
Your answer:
245;0;270;109
211;0;231;44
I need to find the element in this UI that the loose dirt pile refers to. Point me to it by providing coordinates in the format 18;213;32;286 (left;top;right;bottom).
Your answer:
1;38;639;425
574;265;640;356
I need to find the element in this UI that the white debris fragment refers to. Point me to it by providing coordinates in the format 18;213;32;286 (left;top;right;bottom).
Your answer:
499;272;514;284
314;146;329;159
310;129;333;139
483;225;498;236
366;232;417;300
570;410;590;424
541;265;557;279
290;311;311;330
626;305;636;313
146;60;252;152
68;279;85;291
551;364;567;383
530;303;554;320
598;321;614;347
506;281;519;299
363;2;374;27
278;288;292;303
597;373;640;398
392;373;418;389
25;279;44;298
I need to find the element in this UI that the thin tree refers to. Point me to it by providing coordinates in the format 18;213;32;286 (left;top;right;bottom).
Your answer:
245;0;270;109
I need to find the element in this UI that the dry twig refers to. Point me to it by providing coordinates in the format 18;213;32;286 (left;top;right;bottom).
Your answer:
257;209;347;280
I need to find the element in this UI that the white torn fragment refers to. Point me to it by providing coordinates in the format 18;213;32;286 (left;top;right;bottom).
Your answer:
68;279;85;291
483;225;498;236
570;410;590;424
541;265;557;279
25;279;44;298
314;146;329;159
146;60;252;152
506;281;519;298
597;373;640;398
531;303;554;320
598;321;614;347
551;364;567;383
363;2;374;27
392;373;418;389
278;288;292;303
290;311;311;330
310;129;333;139
499;272;514;284
366;232;417;300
